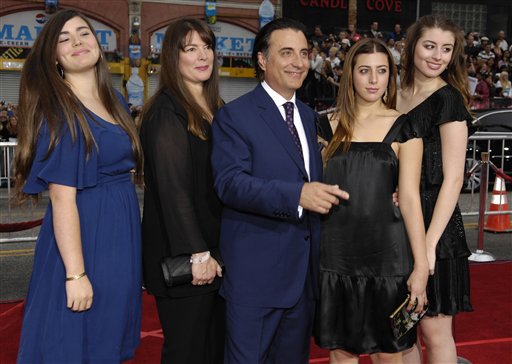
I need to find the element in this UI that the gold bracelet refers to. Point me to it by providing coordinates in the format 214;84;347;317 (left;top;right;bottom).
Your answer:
66;272;86;281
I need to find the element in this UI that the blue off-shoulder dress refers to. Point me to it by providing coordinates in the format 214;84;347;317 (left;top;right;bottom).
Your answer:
17;110;141;363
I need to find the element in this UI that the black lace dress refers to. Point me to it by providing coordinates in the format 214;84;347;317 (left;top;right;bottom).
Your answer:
314;115;417;354
406;84;473;316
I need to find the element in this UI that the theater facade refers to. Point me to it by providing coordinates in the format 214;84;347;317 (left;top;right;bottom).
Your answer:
0;0;264;104
286;0;511;40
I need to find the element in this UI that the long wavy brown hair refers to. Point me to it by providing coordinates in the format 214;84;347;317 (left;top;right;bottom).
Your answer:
143;18;223;140
401;15;470;112
14;9;143;201
324;38;397;162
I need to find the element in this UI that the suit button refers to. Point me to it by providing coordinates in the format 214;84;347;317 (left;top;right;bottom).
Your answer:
304;235;310;241
302;177;308;182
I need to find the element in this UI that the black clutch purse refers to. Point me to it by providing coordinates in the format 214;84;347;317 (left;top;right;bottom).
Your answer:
161;249;224;287
389;294;428;340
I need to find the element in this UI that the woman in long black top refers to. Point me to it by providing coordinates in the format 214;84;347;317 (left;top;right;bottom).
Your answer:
139;18;224;364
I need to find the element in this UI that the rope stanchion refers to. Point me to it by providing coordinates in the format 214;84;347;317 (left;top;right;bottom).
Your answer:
469;152;496;262
0;219;43;233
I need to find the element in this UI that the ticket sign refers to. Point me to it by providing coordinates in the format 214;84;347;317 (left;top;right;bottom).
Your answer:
150;20;255;78
0;10;117;51
151;21;255;57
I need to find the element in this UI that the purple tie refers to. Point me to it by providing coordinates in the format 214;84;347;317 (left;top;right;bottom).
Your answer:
283;102;303;159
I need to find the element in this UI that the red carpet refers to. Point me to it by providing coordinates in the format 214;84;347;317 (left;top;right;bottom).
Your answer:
1;262;511;363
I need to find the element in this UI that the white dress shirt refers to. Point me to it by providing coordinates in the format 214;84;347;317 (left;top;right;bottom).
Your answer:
261;81;311;216
261;81;310;178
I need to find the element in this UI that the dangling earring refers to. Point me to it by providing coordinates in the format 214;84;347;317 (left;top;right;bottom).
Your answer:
383;88;388;102
56;63;64;79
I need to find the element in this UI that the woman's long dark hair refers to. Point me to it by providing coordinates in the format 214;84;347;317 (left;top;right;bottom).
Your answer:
15;9;143;201
401;15;470;112
324;38;397;162
143;18;223;140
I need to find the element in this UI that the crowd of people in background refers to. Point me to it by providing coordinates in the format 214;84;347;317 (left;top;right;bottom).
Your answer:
0;101;18;141
1;100;139;142
299;22;408;108
2;23;511;124
465;30;512;109
300;22;512;111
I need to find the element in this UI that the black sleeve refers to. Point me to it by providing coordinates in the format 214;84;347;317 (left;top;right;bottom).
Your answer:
142;103;208;256
435;86;473;127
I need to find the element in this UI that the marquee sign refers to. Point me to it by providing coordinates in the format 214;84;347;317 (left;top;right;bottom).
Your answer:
150;20;256;78
0;10;117;52
151;21;255;59
284;0;416;36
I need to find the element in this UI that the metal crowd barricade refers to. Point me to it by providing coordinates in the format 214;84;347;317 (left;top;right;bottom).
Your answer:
0;141;41;244
0;140;17;236
0;141;16;199
463;132;512;215
463;132;512;262
1;141;18;223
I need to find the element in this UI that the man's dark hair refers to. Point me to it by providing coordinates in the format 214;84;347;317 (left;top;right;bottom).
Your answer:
252;18;307;81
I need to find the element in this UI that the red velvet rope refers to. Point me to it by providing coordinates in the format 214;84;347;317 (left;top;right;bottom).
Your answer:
0;219;43;233
490;166;512;183
495;169;512;183
466;162;512;183
0;173;506;234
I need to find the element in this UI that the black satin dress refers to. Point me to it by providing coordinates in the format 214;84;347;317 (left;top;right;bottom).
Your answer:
407;84;473;316
314;115;417;354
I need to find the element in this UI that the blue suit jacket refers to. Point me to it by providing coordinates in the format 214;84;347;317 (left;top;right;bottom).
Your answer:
211;83;322;308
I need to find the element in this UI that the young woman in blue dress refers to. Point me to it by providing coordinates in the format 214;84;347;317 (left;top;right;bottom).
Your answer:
15;10;143;363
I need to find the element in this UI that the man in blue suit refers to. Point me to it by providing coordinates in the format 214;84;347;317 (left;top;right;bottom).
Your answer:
211;18;349;363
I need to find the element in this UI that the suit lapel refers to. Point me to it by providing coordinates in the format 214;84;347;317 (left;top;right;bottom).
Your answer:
255;86;308;177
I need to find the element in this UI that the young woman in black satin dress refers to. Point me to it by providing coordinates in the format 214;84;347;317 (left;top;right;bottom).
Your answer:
314;38;429;363
397;15;474;364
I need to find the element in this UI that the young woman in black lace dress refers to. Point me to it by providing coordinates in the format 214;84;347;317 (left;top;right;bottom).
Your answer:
398;15;473;364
